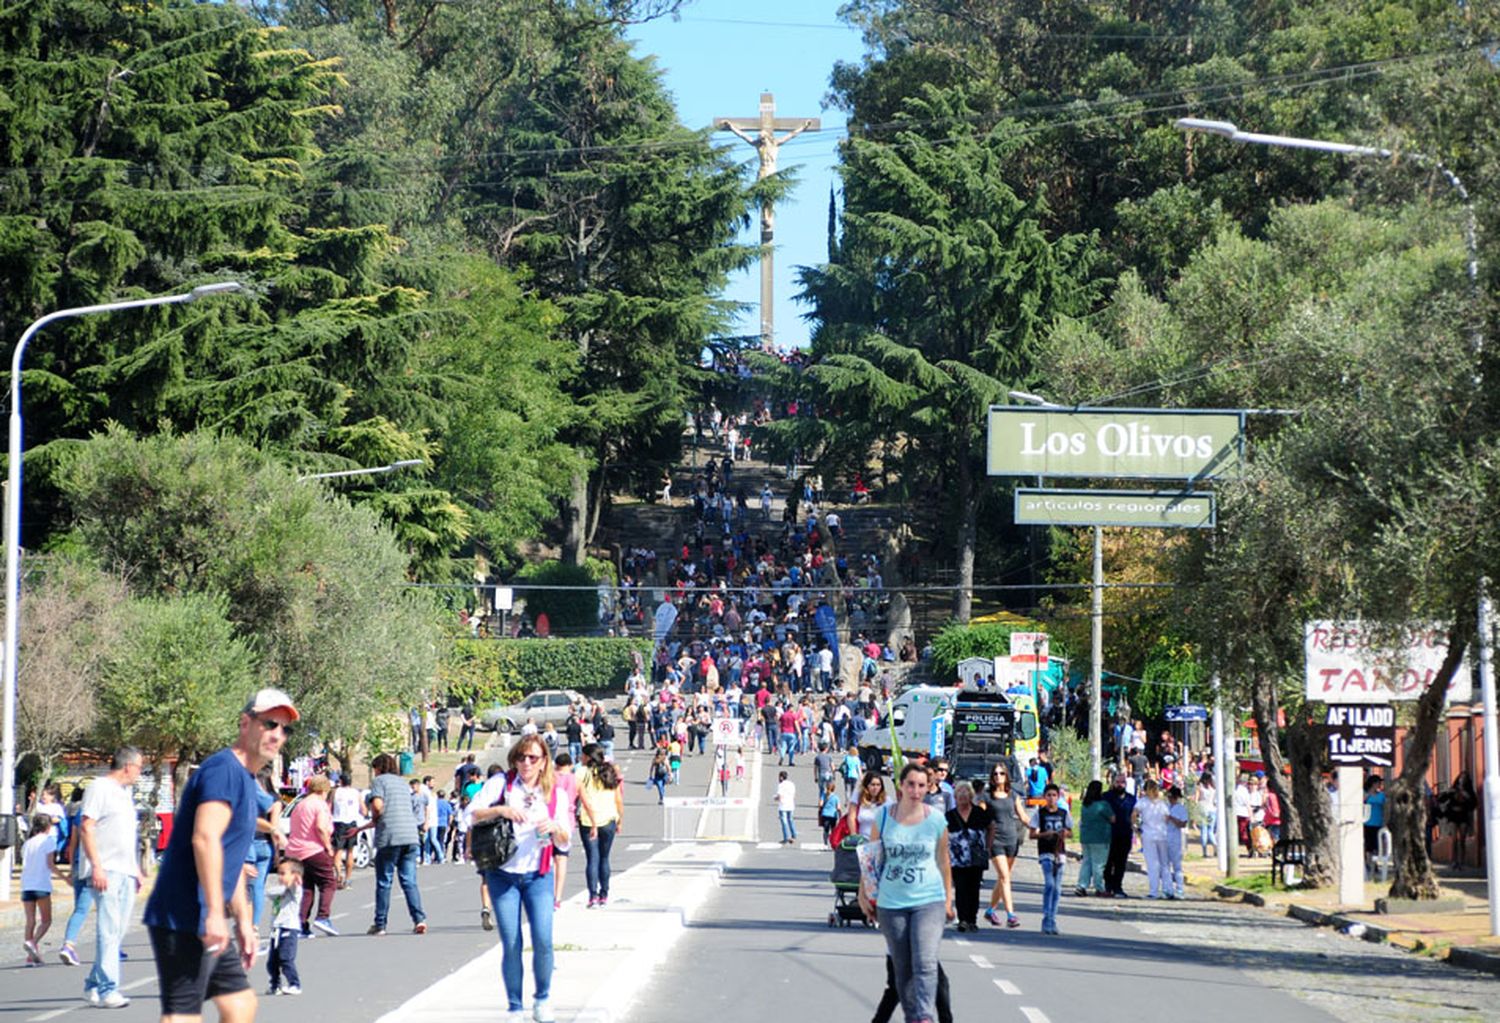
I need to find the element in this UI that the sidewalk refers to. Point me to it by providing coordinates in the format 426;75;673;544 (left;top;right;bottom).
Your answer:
1179;847;1500;975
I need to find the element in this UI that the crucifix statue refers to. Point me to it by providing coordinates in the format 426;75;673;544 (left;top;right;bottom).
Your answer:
715;92;820;348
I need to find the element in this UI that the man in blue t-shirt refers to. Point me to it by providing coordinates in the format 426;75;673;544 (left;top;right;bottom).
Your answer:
143;688;298;1020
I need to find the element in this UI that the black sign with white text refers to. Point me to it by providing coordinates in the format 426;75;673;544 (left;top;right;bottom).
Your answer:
1325;703;1395;767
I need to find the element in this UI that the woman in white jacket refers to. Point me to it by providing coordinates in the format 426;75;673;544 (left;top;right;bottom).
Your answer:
1131;780;1173;899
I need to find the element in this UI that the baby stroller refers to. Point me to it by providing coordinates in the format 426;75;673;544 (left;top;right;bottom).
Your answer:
829;834;873;927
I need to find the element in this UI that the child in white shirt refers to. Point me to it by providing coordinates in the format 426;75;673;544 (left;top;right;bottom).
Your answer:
266;858;305;995
20;814;65;965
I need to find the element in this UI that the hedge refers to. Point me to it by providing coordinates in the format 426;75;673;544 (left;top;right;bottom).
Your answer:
438;637;652;706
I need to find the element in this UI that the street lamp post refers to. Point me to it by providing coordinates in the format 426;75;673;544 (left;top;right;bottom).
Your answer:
1176;117;1496;927
296;459;424;484
0;282;243;899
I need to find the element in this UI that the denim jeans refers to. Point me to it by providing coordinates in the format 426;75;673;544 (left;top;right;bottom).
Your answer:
268;927;300;989
877;900;946;1023
650;777;666;803
85;871;134;998
582;821;617;900
1040;856;1063;929
373;844;425;928
422;826;443;864
1200;811;1218;857
484;869;555;1012
63;877;98;946
246;840;273;927
601;739;615;761
568;742;582;766
778;810;797;842
779;733;797;764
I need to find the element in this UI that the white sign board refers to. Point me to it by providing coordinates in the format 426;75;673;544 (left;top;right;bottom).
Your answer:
711;718;742;747
494;586;514;611
1304;620;1472;703
1009;632;1049;663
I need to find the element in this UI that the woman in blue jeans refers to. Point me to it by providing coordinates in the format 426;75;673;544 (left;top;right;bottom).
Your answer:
859;763;954;1023
579;748;624;906
467;734;571;1023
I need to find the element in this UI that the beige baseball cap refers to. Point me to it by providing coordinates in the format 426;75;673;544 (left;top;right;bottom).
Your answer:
243;687;300;721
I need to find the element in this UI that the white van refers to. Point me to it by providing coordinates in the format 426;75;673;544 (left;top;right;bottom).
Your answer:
858;686;956;770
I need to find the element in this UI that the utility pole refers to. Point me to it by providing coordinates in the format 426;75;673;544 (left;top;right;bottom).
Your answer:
715;92;820;348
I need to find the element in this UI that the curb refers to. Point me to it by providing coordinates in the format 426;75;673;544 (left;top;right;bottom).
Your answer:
1277;899;1500;977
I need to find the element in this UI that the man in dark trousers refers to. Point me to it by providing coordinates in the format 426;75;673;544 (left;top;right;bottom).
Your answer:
143;688;298;1022
1102;768;1137;897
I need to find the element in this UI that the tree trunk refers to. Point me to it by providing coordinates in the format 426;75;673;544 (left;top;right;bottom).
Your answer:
561;469;588;566
1285;710;1337;886
953;454;977;623
584;462;608;548
1248;668;1298;836
1388;620;1468;900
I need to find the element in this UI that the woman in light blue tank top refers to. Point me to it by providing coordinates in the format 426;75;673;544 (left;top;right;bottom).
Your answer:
858;763;953;1023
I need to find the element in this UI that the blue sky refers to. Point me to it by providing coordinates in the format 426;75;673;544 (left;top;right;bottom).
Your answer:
627;3;867;349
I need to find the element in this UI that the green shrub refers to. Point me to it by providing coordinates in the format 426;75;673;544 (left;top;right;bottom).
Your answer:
929;621;1070;682
511;558;616;633
439;637;652;705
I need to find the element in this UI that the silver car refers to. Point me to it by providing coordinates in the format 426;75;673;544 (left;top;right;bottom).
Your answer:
479;689;583;733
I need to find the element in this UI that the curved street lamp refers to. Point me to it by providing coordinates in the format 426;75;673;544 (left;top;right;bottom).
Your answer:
297;459;424;484
0;282;243;899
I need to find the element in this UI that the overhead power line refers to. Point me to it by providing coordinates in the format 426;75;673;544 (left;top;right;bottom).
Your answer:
0;43;1475;191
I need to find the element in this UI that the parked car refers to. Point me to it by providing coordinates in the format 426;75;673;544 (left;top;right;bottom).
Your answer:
480;689;584;733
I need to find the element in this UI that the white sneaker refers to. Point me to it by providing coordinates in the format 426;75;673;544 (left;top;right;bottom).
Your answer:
84;990;101;1007
533;1002;556;1023
507;1011;528;1023
96;991;130;1009
281;985;302;996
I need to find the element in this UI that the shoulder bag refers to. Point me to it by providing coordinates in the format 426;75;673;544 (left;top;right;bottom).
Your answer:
470;773;518;872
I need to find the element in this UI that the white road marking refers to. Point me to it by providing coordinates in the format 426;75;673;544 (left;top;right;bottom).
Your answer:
361;900;376;908
627;842;653;851
968;953;994;969
994;979;1022;996
27;1009;72;1022
122;978;154;991
952;937;970;946
1020;1008;1051;1023
756;842;782;850
332;912;349;920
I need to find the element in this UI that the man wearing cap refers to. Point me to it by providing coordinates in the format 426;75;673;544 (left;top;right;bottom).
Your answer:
143;688;297;1023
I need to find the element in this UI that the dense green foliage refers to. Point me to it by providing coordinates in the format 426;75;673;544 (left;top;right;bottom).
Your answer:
512;558;616;635
0;0;748;580
58;428;441;763
440;637;652;706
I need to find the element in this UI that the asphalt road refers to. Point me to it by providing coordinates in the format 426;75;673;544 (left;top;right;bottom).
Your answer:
0;738;680;1023
7;734;1498;1023
617;763;1500;1023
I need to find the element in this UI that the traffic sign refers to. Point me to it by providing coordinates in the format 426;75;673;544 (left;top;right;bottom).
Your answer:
1163;704;1209;722
711;718;742;747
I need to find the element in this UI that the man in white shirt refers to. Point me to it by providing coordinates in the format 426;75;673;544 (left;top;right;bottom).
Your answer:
774;772;797;845
67;747;144;1007
817;645;835;691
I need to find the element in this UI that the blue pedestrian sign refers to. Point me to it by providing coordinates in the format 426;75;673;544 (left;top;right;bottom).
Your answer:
1163;704;1209;722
